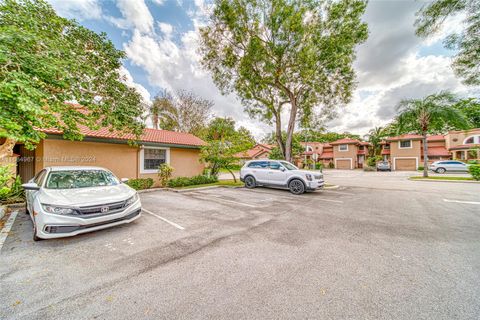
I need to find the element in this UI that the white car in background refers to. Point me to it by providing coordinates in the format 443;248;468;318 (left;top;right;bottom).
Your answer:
240;160;324;195
429;160;470;173
22;166;141;241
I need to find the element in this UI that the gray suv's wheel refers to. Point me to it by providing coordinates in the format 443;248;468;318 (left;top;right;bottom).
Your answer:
436;167;446;174
288;179;305;195
244;176;256;189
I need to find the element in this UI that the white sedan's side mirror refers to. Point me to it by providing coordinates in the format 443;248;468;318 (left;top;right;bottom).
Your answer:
120;178;129;183
22;182;40;191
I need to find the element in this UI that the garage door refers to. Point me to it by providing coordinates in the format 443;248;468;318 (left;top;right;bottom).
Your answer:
395;158;416;171
336;159;351;169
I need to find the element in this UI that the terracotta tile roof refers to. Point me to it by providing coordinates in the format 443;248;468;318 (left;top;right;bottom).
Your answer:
449;144;480;150
41;126;205;147
381;149;391;155
330;138;361;145
426;146;450;156
357;150;367;155
359;141;371;146
427;135;445;141
234;144;273;158
387;134;423;141
319;152;334;159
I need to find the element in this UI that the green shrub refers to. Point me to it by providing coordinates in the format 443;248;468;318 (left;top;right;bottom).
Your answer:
363;166;375;172
469;165;480;181
467;160;479;165
315;163;323;170
126;178;154;190
158;163;174;187
0;165;25;203
366;156;382;167
328;162;334;169
418;166;424;171
167;175;218;188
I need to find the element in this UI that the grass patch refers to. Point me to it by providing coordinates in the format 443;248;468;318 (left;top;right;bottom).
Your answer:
410;176;474;181
174;179;244;189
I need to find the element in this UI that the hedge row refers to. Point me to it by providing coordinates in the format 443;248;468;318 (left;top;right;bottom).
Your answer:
166;175;218;188
126;178;154;190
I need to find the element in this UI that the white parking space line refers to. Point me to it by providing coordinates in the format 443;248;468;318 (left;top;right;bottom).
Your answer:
322;190;355;196
205;195;258;208
0;211;18;252
315;198;344;203
142;209;185;230
443;199;480;205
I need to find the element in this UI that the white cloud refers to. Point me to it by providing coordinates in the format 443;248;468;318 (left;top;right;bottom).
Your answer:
48;0;102;20
158;22;173;37
152;0;166;6
109;0;154;34
118;66;151;103
124;5;268;136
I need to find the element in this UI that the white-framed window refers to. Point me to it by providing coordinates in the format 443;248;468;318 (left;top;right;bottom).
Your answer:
399;140;412;149
339;144;348;151
140;147;170;174
464;135;480;144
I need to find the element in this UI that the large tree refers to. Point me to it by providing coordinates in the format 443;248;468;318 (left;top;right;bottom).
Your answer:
0;0;145;159
150;90;213;135
415;0;480;86
395;92;469;177
199;0;368;162
454;98;480;128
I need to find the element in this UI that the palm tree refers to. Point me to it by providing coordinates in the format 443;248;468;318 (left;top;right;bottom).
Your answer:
150;89;174;130
366;126;385;157
395;91;469;177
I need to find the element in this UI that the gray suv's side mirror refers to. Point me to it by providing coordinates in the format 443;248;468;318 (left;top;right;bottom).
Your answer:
280;167;286;172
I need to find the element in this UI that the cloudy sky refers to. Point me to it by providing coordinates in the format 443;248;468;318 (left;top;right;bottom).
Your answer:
49;0;478;139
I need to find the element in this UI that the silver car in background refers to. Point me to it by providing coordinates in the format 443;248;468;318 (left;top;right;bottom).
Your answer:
22;166;141;241
429;161;470;174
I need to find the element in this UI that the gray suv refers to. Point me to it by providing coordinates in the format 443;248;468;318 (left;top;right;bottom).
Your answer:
240;160;324;195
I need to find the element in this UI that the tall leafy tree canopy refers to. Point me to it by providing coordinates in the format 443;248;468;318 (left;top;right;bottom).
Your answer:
199;0;368;162
0;0;145;158
454;98;480;128
415;0;480;86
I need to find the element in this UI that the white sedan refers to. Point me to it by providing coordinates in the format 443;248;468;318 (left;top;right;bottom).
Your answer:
22;166;141;241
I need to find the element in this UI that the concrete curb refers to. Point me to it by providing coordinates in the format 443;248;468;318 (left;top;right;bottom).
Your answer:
408;178;480;184
0;205;5;220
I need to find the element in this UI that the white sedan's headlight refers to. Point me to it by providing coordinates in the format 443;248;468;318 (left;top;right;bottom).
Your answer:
125;193;139;206
42;204;77;215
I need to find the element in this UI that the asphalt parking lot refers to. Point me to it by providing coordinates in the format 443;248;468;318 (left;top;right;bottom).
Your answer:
1;173;479;319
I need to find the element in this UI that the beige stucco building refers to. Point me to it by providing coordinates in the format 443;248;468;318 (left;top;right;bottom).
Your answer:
8;126;206;185
381;128;480;170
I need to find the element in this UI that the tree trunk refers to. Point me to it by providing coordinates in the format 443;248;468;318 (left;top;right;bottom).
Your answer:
285;97;298;163
273;111;285;158
422;134;429;178
227;168;237;183
0;138;16;160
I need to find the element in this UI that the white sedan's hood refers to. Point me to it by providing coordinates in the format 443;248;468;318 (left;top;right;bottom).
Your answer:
39;184;135;207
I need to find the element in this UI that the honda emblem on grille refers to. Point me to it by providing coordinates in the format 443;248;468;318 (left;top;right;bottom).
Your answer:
100;206;109;213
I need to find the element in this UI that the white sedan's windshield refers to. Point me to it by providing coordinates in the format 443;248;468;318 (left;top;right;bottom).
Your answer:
45;170;119;189
280;161;298;170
